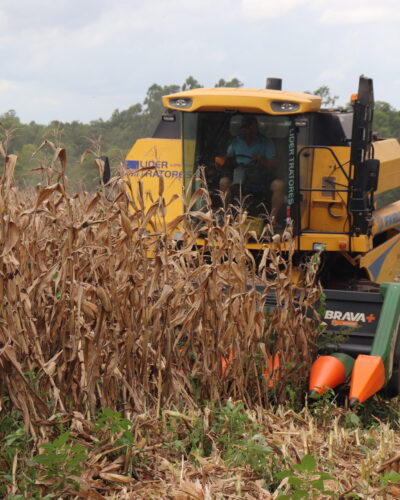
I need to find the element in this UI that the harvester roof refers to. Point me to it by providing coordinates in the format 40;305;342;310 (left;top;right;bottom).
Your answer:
162;87;322;115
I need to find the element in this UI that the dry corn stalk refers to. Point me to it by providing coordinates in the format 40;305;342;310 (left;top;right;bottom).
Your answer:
0;163;321;432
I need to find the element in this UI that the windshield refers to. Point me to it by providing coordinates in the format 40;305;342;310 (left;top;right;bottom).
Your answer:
182;112;295;231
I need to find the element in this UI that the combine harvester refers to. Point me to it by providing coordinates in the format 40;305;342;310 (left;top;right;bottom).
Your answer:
125;76;400;404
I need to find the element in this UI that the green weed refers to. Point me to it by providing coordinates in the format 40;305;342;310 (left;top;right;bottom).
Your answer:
308;387;338;426
276;454;335;499
94;407;133;448
31;431;87;492
212;400;273;474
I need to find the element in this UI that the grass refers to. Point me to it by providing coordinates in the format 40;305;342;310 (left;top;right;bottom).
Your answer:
1;398;400;498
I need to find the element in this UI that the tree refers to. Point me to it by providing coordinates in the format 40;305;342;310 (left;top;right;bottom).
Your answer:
182;76;202;90
374;101;400;140
308;86;339;108
3;77;399;191
214;78;243;88
142;83;181;136
0;109;21;128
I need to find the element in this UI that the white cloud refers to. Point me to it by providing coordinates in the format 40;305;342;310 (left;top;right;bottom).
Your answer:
241;0;400;24
242;0;308;19
0;0;398;122
0;79;22;92
316;69;347;86
318;6;400;25
0;77;135;123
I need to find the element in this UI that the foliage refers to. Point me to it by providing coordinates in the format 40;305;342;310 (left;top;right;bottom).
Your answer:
3;78;398;192
31;432;87;491
308;388;338;426
214;77;244;88
166;400;282;488
181;75;202;91
94;408;134;451
0;425;86;498
0;144;398;498
276;454;335;499
0;418;32;498
351;396;400;429
310;85;339;108
0;152;323;496
211;401;274;477
374;101;400;140
0;75;244;190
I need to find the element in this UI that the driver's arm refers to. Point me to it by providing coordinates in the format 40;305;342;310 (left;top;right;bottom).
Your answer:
253;137;277;168
214;154;236;170
214;133;235;169
253;154;277;168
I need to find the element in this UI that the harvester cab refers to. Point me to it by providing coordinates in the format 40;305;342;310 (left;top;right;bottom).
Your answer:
125;75;400;404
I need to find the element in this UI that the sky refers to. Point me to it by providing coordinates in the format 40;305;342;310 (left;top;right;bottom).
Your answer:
0;0;399;124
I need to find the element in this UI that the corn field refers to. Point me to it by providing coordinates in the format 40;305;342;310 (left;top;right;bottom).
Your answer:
0;142;323;424
1;148;399;499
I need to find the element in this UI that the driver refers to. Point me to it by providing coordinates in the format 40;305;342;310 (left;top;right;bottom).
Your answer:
219;115;284;218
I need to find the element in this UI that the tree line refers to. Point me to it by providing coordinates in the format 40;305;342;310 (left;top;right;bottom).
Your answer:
0;76;399;191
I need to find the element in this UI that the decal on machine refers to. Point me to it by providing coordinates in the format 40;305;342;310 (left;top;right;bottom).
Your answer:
374;212;400;233
126;160;183;178
287;128;296;206
324;310;376;327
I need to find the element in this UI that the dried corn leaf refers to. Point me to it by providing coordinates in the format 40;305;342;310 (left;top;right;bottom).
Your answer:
98;472;134;484
1;221;19;256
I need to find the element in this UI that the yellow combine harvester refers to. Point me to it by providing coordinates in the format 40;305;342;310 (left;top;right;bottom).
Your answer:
125;76;400;404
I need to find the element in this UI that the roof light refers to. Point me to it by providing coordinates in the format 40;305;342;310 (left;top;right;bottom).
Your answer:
169;97;192;109
350;93;358;103
271;101;300;112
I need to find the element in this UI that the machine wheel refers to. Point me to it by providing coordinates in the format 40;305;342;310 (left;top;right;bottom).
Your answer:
385;319;400;397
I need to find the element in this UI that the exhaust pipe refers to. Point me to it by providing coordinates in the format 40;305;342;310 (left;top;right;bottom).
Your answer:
266;77;282;90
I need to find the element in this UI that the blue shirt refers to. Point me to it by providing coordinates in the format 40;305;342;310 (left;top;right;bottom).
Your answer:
227;134;276;164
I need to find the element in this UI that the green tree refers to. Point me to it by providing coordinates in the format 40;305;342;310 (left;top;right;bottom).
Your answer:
182;76;202;90
4;77;399;191
142;83;180;136
374;101;400;140
0;109;21;129
214;77;243;88
309;85;339;107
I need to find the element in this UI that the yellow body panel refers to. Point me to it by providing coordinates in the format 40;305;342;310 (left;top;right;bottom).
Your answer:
225;234;371;253
307;147;351;233
298;233;371;253
360;232;400;282
125;138;183;226
373;139;400;197
163;88;321;115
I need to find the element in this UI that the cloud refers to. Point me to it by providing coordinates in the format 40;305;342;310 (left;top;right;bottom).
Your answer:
241;0;400;24
316;69;347;86
318;5;400;25
0;0;109;34
0;0;398;123
242;0;308;19
0;79;22;93
0;0;241;121
0;77;135;123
